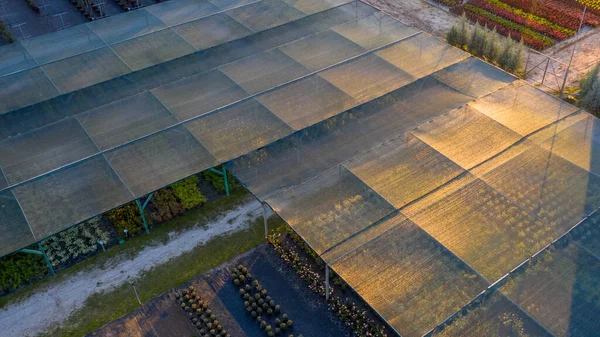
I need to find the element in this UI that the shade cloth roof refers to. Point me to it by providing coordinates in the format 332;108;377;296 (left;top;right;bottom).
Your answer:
1;0;599;336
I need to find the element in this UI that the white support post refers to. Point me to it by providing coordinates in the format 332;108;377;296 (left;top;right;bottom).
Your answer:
325;265;330;301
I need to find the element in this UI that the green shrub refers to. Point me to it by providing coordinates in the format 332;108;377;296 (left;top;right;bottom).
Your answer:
0;20;14;43
485;27;500;62
171;176;207;209
107;202;148;236
41;217;111;267
580;63;600;115
468;22;488;56
202;167;240;194
149;188;184;222
0;252;47;294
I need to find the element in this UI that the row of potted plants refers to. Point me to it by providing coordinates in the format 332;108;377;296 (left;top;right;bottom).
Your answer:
451;4;554;49
470;0;575;40
175;286;230;337
268;232;387;337
232;264;298;337
501;0;600;29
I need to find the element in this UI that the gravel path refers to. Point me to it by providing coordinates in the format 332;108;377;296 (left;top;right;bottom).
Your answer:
0;199;268;337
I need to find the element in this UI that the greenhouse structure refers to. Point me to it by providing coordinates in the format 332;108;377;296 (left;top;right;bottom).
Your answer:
0;0;599;336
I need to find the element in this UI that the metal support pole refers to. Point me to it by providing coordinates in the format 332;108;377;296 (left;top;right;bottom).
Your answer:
560;6;587;96
21;244;55;275
136;192;154;233
38;243;55;275
263;203;269;238
541;58;550;85
222;166;230;196
325;264;330;301
209;167;230;196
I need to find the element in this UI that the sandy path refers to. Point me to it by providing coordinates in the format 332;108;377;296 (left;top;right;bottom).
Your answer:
0;199;269;337
363;0;458;37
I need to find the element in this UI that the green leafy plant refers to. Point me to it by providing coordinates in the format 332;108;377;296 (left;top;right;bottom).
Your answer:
0;252;47;294
0;20;14;43
41;217;111;268
149;188;184;223
171;176;207;209
107;202;148;236
202;167;240;194
580;63;600;115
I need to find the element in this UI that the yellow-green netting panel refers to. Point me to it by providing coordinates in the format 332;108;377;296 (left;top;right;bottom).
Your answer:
345;134;465;209
279;29;365;71
172;12;253;50
184;98;294;162
256;74;358;129
42;47;131;93
432;57;515;98
284;0;351;14
228;76;472;200
318;53;414;104
0;67;60;114
410;105;522;170
226;0;305;31
0;189;36;257
21;24;105;65
12;155;133;240
502;243;600;337
87;8;167;45
406;178;552;281
0;42;37;76
332;13;418;50
481;145;600;233
571;212;600;257
0;117;99;186
105;126;218;197
220;48;310;95
331;214;488;337
375;33;469;79
267;165;396;254
468;81;579;136
432;291;553;337
76;92;179;151
533;114;600;178
152;69;249;121
111;28;197;71
146;0;220;26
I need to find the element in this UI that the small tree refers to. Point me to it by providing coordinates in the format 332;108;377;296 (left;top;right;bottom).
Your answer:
580;63;600;99
468;23;487;56
485;27;500;62
457;13;470;47
580;63;600;115
446;24;461;47
498;35;514;71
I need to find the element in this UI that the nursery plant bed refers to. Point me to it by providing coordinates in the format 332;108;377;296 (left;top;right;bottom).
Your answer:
87;245;352;337
275;231;397;337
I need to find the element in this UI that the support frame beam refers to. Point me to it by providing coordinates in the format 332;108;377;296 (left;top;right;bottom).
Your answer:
136;192;154;233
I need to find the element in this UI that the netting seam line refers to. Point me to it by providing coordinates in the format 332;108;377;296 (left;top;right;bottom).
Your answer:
0;163;37;244
38;66;62;95
573;240;600;262
321;209;399;262
402;105;585;219
403;212;559;337
75;117;137;200
0;28;422;196
327;262;405;337
11;189;37;242
0;0;265;80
